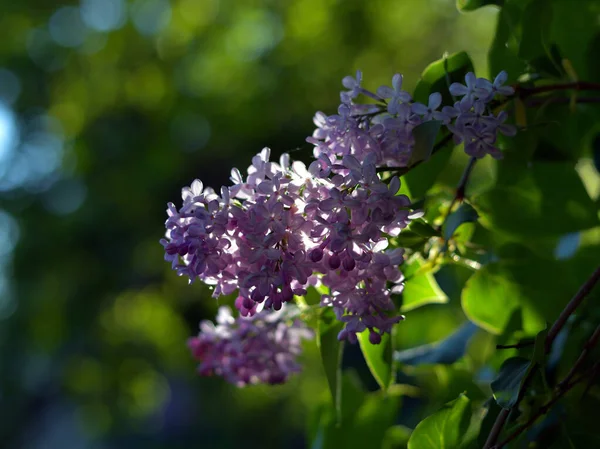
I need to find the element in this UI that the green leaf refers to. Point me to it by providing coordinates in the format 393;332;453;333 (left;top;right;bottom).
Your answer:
404;145;454;200
358;330;394;390
488;3;527;83
476;400;503;447
490;356;531;408
443;203;479;241
408;120;442;166
407;393;472;449
474;162;599;238
411;219;441;238
461;263;521;334
317;310;344;422
413;51;475;105
383;425;411;449
402;256;448;312
518;0;553;61
456;0;502;12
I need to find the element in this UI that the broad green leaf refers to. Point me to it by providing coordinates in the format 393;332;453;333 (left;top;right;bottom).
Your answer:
408;120;442;166
553;0;599;79
394;231;430;250
407;394;471;449
358;330;394;390
413;52;474;105
518;0;553;61
402;256;448;312
317;310;344;422
461;263;521;334
404;145;454;200
474;162;599;238
443;203;479;241
490;356;531;408
310;374;400;449
488;2;527;82
411;219;441;238
456;0;502;12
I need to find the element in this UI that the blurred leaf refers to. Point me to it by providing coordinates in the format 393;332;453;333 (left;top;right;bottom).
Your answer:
394;322;478;365
474;162;599;238
402;256;448;312
411;219;441;238
490;356;531;409
443;203;479;241
413;51;475;105
317;310;344;422
383;425;411;449
409;120;443;166
476;400;503;447
404;147;454;200
358;331;394;390
456;0;502;12
518;0;553;60
489;2;527;82
461;263;521;334
407;393;471;449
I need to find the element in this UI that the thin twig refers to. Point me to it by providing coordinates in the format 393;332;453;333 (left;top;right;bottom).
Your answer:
483;408;510;449
525;96;600;107
496;340;535;350
437;156;477;233
491;375;587;449
558;324;600;389
516;81;600;99
484;265;600;447
546;266;600;353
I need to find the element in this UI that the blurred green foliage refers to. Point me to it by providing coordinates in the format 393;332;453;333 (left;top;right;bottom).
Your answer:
1;0;599;448
0;1;497;448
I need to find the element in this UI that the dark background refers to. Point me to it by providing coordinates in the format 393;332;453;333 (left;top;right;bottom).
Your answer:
0;1;496;448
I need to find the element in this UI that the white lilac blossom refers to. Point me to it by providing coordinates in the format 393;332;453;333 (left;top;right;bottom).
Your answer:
188;306;312;386
164;69;516;385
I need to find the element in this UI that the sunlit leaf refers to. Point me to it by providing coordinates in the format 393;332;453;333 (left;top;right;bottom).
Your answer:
358;330;394;390
413;51;474;105
407;393;471;449
402;256;448;312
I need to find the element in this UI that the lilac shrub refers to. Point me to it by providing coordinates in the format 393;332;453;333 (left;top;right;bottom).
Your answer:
162;70;515;385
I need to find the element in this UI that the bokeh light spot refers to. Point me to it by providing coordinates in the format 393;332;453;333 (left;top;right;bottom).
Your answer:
0;69;22;105
132;0;172;36
80;0;127;32
49;6;88;48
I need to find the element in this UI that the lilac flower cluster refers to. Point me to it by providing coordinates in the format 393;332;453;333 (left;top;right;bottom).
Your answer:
163;70;515;385
309;70;515;164
162;146;412;346
188;306;312;386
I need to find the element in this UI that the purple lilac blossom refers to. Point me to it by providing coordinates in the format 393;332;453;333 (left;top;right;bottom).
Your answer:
188;306;312;386
164;69;516;376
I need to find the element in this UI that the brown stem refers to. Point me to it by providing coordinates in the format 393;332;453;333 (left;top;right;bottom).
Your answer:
483;408;510;449
438;156;477;233
496;340;535;350
516;81;600;99
491;376;584;449
525;96;600;107
546;265;600;353
558;324;600;389
485;265;600;447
